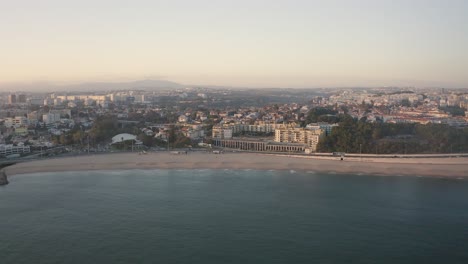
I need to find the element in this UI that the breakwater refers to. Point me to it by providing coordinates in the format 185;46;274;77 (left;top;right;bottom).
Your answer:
0;162;16;185
0;169;8;185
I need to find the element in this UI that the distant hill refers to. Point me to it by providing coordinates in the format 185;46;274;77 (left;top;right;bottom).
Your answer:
0;79;183;92
63;79;183;91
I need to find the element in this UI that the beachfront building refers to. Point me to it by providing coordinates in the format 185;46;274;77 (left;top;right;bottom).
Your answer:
112;133;139;144
274;127;324;151
0;144;31;157
229;122;285;134
111;133;143;150
215;122;298;136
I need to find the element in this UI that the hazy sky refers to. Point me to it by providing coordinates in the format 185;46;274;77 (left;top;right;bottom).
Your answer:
1;0;467;88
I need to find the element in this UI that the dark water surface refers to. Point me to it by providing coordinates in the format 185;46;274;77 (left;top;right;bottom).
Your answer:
1;170;467;264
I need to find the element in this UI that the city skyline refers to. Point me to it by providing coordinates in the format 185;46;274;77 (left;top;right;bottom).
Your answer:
1;0;467;89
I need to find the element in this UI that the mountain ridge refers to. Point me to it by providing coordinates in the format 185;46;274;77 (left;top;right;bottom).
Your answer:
0;79;183;92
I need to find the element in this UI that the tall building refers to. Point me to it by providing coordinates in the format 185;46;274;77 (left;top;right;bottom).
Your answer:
8;94;16;104
274;127;323;152
18;94;27;103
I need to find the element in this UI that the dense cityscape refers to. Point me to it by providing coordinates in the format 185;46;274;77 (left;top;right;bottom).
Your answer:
1;84;467;159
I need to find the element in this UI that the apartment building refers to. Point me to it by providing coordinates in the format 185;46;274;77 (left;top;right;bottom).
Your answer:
0;144;31;156
212;126;233;139
4;116;29;128
274;127;323;152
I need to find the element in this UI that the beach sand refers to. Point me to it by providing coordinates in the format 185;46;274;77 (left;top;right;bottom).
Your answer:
5;152;468;178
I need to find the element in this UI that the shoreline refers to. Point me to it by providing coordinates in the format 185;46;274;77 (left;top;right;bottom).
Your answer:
3;152;468;179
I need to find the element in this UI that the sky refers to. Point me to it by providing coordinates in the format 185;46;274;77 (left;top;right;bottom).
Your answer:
1;0;467;88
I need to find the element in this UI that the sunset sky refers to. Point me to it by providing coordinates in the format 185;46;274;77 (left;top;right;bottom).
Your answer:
1;0;467;88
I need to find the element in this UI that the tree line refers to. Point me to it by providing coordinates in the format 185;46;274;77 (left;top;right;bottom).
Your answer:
317;115;468;154
53;115;192;149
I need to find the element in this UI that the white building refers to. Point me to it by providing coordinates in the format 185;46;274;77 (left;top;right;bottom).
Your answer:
306;122;338;136
212;126;233;139
111;133;137;144
184;129;205;139
4;116;29;128
111;133;143;148
0;144;31;156
141;128;155;137
43;112;61;124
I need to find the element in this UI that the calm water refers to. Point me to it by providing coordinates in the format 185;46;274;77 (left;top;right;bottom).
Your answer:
1;169;467;264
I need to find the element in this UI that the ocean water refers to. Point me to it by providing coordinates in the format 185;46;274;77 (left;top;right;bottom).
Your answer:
1;169;467;264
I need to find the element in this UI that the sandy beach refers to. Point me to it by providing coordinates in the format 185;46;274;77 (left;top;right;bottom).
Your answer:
4;152;468;178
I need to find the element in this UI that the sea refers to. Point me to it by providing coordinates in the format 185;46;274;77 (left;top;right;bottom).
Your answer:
1;169;467;264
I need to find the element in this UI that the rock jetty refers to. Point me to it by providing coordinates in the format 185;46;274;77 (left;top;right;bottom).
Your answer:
0;169;8;185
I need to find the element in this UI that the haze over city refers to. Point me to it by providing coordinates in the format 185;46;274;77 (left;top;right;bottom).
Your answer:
1;0;468;89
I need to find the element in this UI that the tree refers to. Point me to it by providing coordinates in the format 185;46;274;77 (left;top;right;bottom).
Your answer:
441;106;466;117
401;99;411;107
316;114;468;154
72;130;84;145
59;134;72;145
89;115;119;143
168;126;176;144
306;107;338;123
138;133;155;147
173;136;191;148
